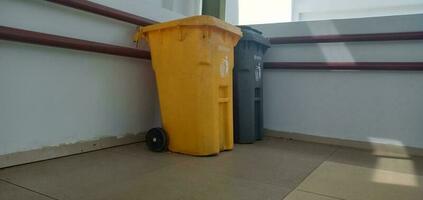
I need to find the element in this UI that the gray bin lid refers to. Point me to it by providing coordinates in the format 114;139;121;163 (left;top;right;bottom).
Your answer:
238;26;271;48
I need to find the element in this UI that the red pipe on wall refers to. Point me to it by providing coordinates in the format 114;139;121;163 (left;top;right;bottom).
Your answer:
45;0;157;26
5;1;423;71
269;31;423;44
0;26;151;59
264;62;423;71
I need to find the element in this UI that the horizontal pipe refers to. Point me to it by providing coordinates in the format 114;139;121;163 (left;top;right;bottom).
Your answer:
264;62;423;71
0;26;151;59
2;25;421;71
45;1;423;47
269;31;423;44
45;0;157;26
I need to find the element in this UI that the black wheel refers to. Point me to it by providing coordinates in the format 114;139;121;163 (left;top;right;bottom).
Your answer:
146;128;168;152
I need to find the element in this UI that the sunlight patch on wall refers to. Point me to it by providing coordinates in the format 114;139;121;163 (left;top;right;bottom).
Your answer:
306;21;356;62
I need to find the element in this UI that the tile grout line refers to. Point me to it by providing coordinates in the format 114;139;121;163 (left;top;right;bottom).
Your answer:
106;149;197;175
108;146;299;198
0;146;188;200
297;189;346;200
279;146;341;200
0;178;61;200
326;145;341;161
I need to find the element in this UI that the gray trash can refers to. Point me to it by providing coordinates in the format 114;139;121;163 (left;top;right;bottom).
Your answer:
233;26;270;144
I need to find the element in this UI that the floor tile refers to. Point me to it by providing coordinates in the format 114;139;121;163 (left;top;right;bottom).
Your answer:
298;161;423;200
252;138;338;161
94;161;290;200
0;149;174;200
4;137;421;200
103;142;195;164
0;180;52;200
283;190;341;200
329;147;423;176
186;138;336;189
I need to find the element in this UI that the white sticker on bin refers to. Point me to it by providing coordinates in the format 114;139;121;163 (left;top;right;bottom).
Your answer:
220;56;229;78
218;45;230;52
254;55;263;82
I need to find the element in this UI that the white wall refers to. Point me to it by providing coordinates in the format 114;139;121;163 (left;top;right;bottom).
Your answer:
253;14;423;149
225;0;239;25
166;0;202;17
293;0;423;21
0;0;192;156
91;0;201;20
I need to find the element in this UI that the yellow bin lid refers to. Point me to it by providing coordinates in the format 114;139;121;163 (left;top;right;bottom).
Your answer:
141;15;242;37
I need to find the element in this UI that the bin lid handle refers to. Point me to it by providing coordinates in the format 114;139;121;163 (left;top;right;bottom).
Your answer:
133;27;147;47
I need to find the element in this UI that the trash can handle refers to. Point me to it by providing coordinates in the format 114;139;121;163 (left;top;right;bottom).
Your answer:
177;26;190;41
133;27;148;48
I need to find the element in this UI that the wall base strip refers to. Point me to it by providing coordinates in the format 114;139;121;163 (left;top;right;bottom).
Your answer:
265;129;423;157
0;133;145;169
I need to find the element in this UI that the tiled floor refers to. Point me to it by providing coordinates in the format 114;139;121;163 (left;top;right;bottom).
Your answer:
0;137;422;200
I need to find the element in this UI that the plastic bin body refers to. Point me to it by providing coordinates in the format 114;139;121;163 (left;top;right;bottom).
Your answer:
233;26;270;144
141;16;241;156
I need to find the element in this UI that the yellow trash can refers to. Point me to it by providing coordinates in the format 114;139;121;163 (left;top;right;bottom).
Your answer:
136;16;242;156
